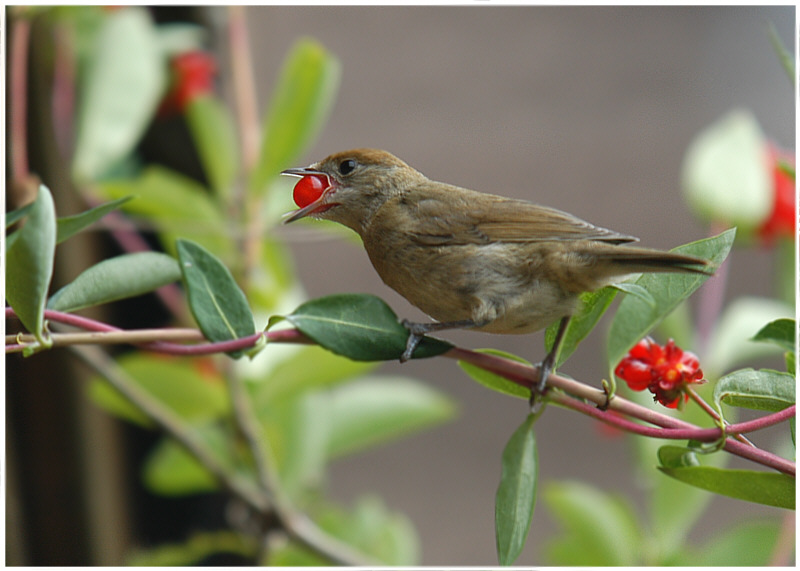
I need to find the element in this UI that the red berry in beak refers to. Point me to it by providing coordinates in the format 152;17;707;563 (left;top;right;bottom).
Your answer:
293;175;328;208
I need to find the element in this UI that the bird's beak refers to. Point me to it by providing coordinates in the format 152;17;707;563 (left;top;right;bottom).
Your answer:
280;167;336;224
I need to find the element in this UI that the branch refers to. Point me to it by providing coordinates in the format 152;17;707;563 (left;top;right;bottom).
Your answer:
8;307;794;476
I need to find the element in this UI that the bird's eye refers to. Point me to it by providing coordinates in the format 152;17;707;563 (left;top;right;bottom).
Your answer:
338;159;356;175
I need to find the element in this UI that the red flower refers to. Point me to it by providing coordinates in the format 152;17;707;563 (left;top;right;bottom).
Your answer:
158;51;217;117
615;338;704;408
757;144;796;244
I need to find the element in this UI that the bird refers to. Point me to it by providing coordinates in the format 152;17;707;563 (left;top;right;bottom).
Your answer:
282;148;710;404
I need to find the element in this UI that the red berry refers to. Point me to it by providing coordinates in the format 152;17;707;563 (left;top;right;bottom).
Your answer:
293;175;328;208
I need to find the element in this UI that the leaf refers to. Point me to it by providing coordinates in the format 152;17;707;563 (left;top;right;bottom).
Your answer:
752;318;795;353
253;344;377;405
142;425;248;496
713;368;795;413
610;281;655;307
546;287;618;369
176;239;255;354
72;7;166;181
6;202;34;228
326;377;457;459
55;196;133;244
270;294;452;362
542;482;642;566
48;252;181;312
675;519;782;566
94;166;233;259
249;38;341;194
458;348;531;400
767;20;795;82
87;353;230;427
657;445;701;468
186;96;238;197
495;414;538;566
6;185;57;345
681;110;771;234
703;297;793;377
657;466;795;509
128;531;257;567
266;496;420;566
607;229;735;367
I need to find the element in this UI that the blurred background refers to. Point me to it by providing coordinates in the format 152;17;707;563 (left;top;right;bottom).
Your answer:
6;5;795;566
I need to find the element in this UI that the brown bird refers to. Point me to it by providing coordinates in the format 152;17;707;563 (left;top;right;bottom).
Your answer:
282;149;709;402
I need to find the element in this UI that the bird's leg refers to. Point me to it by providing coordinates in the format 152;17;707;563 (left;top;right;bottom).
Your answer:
531;316;571;408
400;318;480;362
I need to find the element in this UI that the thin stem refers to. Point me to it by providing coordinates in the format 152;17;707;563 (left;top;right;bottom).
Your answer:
228;5;260;174
70;344;270;513
686;386;755;447
11;15;31;179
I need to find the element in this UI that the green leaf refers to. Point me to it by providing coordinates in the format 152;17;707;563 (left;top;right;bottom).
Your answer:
752;318;795;353
326;377;456;459
610;281;655;307
253;344;377;405
713;368;795;413
87;353;230;427
176;239;255;353
675;519;782;566
72;7;166;181
249;38;341;194
6;202;34;228
266;496;419;566
767;20;795;82
186;96;238;197
657;466;795;509
48;252;181;312
546;287;618;369
657;445;701;468
271;294;452;362
704;297;793;377
495;414;538;565
6;185;57;345
94;166;233;259
458;348;531;400
681;110;771;233
607;229;735;367
128;531;257;567
56;196;133;243
143;425;249;496
542;482;643;566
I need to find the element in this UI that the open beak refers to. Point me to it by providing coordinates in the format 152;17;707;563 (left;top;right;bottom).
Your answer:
280;167;336;224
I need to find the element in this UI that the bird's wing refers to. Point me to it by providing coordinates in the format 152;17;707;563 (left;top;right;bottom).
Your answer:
397;183;637;246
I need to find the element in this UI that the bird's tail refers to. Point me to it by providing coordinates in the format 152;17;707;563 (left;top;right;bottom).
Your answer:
598;245;712;275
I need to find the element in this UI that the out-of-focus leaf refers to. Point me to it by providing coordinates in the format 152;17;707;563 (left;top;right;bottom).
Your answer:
87;353;230;427
6;202;34;228
186;96;238;197
681;110;771;234
6;185;56;345
266;496;419;566
704;297;793;377
56;196;133;243
72;7;165;181
543;481;643;566
270;294;452;361
676;519;782;566
48;252;181;312
94;166;233;259
128;531;257;566
249;38;340;195
177;239;255;355
495;414;538;566
326;377;456;459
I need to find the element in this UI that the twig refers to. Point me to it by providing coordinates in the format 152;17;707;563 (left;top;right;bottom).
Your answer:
11;14;31;179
